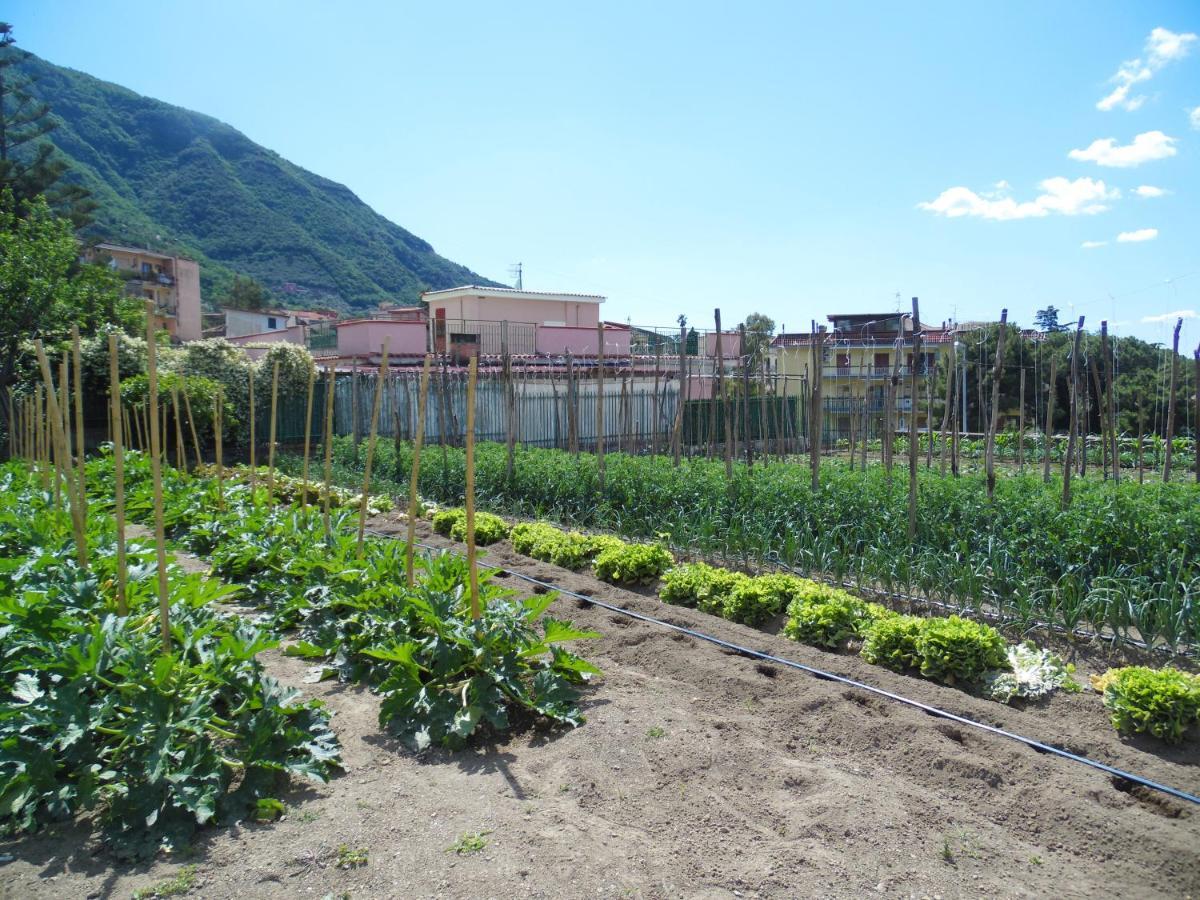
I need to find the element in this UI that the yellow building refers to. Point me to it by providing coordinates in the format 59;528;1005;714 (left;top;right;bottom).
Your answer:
86;243;203;342
771;312;957;439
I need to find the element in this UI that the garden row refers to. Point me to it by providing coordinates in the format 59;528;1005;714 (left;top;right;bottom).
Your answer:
294;438;1200;654
428;509;1200;744
0;453;600;856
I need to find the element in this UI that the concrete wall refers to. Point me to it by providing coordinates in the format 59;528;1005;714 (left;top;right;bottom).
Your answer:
226;309;293;338
535;325;631;356
174;259;202;341
227;325;306;347
337;320;427;357
426;295;600;327
703;331;742;359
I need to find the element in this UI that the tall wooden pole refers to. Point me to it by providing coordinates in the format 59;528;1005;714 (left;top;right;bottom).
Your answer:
985;310;1007;499
567;350;578;456
596;322;606;489
1063;316;1084;509
356;341;391;554
673;325;686;466
885;336;900;474
248;366;257;496
715;311;731;479
36;342;86;567
740;324;753;468
504;353;516;482
215;388;224;510
940;346;955;475
465;354;481;620
907;297;921;539
406;354;433;588
108;335;128;615
1017;366;1026;472
322;366;336;537
1042;358;1057;484
71;326;86;528
182;386;202;468
300;364;316;505
143;302;170;650
1102;321;1118;483
267;359;280;498
1162;318;1182;483
171;383;186;471
811;324;825;491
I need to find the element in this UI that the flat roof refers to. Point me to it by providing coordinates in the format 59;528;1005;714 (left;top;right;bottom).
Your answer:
421;285;605;304
95;242;178;261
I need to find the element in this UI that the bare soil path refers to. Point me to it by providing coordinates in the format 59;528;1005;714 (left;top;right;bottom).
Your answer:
2;520;1197;899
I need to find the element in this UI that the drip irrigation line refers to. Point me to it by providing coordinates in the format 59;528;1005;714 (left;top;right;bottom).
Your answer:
370;529;1200;809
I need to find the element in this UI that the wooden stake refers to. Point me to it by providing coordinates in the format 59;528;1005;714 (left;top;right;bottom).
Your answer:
1017;365;1026;472
940;347;955;475
215;388;224;510
1194;344;1200;484
596;322;606;489
71;326;86;527
182;385;202;468
143;302;171;650
248;366;257;496
924;362;935;469
740;325;753;468
1063;316;1084;509
1136;394;1145;484
56;351;68;510
504;353;516;481
715;311;731;479
108;334;128;615
171;383;186;471
267;359;280;498
566;350;578;456
35;342;86;567
300;364;316;506
1042;358;1057;483
356;341;390;555
673;325;685;466
885;337;900;473
322;365;336;536
812;325;825;490
465;354;481;620
406;354;432;588
1163;317;1182;482
985;310;1007;499
1102;321;1118;483
907;297;921;540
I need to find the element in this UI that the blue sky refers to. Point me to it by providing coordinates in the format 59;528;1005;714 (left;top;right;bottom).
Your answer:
9;1;1200;346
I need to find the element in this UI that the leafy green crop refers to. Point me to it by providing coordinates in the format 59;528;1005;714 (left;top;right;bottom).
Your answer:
782;588;879;649
914;616;1009;686
432;508;509;545
860;614;923;672
1101;666;1200;743
592;542;674;586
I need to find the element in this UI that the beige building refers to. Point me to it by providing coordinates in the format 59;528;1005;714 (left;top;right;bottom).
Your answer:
90;243;202;342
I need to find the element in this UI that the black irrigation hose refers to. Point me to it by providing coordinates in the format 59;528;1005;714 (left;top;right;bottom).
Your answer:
373;529;1200;809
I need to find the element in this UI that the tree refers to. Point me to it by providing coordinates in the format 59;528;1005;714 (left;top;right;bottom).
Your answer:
0;23;94;227
223;274;272;310
1034;306;1066;333
741;312;776;363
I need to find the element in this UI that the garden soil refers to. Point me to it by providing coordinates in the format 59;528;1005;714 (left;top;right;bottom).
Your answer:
2;519;1198;899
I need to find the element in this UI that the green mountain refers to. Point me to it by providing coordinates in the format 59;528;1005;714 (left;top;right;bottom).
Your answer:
19;51;500;311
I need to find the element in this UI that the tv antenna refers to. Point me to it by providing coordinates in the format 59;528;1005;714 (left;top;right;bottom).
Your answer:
509;263;523;290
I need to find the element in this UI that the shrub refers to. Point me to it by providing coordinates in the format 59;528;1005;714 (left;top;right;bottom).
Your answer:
861;614;923;672
1101;666;1200;743
914;615;1008;686
782;589;874;649
593;542;674;585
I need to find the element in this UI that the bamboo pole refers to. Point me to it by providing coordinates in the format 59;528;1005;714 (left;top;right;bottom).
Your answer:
465;354;481;620
504;353;516;482
267;359;280;498
1136;395;1145;484
1063;316;1084;509
673;326;685;466
1194;344;1200;484
36;342;86;566
885;338;900;473
715;311;731;479
215;388;224;510
182;385;202;468
1017;366;1025;472
143;302;170;650
652;343;662;457
56;351;68;510
596;322;606;489
34;387;43;487
108;334;128;616
300;364;316;505
1102;321;1118;483
171;383;186;471
406;354;432;588
907;297;921;540
924;362;935;469
812;326;826;490
71;326;86;525
1163;318;1181;483
1042;358;1057;483
566;351;578;456
356;341;390;555
940;347;955;475
740;325;753;468
248;366;257;496
985;310;1007;499
1090;362;1106;479
322;365;336;537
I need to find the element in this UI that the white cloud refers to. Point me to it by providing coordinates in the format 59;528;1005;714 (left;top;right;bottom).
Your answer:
1147;27;1197;65
1069;130;1177;167
1117;228;1158;242
1081;240;1109;248
1191;106;1200;130
918;177;1118;220
1096;28;1197;111
1141;309;1197;323
1134;185;1168;197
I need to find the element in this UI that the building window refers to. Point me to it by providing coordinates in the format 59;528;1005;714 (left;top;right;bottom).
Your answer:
267;317;278;329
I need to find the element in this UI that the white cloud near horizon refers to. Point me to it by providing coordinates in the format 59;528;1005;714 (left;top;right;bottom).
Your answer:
1117;228;1158;242
1141;309;1197;323
1081;240;1108;248
1069;131;1177;167
1134;185;1168;197
1191;106;1200;129
918;177;1118;220
1097;27;1197;111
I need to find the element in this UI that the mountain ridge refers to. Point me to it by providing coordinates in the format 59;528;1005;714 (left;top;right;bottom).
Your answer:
19;51;501;311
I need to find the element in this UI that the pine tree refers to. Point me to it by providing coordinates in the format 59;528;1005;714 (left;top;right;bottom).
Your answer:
0;22;94;226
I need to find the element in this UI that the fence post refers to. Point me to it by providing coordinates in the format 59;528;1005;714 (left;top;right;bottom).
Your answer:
596;322;606;489
907;297;921;540
1063;316;1084;508
465;354;481;620
1163;317;1182;482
